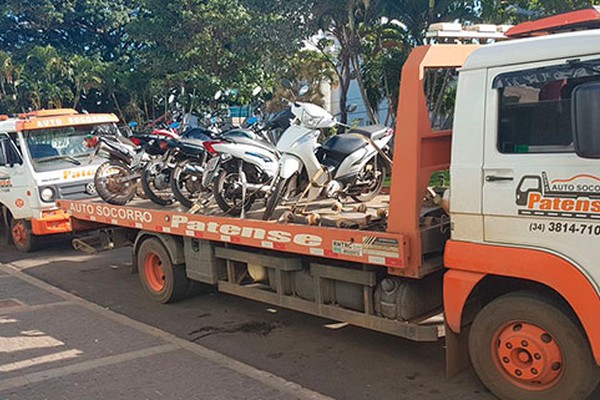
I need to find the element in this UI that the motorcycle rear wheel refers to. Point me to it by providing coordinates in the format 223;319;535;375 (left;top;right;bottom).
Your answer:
95;161;137;205
214;169;255;216
351;161;386;203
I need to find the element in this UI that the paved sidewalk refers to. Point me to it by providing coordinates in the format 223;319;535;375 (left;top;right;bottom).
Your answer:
0;263;333;400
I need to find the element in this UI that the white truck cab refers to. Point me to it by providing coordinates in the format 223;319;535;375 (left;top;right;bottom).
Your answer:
0;108;119;251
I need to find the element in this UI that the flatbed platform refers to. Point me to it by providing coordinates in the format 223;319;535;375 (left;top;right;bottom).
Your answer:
59;192;447;277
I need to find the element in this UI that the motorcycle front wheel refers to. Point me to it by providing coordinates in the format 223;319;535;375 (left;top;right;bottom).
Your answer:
171;160;204;209
95;161;137;205
263;177;288;221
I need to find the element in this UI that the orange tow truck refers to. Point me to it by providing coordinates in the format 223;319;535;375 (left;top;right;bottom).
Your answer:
0;108;119;251
59;10;600;400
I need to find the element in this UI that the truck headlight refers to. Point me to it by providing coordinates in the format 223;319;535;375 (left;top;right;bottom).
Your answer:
40;187;56;202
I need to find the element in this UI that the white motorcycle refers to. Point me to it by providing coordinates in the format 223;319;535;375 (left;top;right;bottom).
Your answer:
262;97;393;220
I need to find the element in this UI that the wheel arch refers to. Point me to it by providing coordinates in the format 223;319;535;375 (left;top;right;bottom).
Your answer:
444;240;600;365
133;231;185;271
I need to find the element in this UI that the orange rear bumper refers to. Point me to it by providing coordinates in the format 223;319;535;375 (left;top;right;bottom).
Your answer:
31;210;72;236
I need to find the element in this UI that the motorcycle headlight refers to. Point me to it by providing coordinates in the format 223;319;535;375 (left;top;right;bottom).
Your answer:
301;112;323;128
40;187;56;202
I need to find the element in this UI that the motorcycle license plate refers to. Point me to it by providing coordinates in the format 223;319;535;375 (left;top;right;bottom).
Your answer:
202;157;220;188
206;156;219;173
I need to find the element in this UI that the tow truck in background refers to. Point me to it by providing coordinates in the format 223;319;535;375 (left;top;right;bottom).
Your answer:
0;108;119;251
57;8;600;400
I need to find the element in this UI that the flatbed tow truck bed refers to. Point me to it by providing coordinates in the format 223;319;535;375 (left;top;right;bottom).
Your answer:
59;191;446;276
57;191;448;343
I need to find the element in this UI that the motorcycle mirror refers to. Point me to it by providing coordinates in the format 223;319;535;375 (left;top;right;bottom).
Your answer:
281;79;293;90
346;103;358;113
252;86;262;97
168;94;176;104
214;90;223;101
298;85;310;97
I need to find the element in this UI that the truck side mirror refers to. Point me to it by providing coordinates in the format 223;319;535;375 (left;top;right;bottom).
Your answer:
572;81;600;158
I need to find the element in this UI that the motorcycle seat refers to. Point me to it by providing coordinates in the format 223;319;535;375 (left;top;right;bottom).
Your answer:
321;134;368;157
347;124;389;141
224;131;277;153
176;138;206;155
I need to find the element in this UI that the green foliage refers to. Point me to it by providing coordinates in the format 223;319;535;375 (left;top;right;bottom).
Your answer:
1;0;597;123
479;0;600;23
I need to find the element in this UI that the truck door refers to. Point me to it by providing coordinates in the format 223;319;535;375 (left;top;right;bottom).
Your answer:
482;59;600;278
0;132;31;219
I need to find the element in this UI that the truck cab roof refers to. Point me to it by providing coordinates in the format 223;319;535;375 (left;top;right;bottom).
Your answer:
462;29;600;71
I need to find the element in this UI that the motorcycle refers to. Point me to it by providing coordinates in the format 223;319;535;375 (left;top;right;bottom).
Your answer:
169;87;289;213
199;105;295;216
88;132;150;205
262;85;393;221
87;122;184;206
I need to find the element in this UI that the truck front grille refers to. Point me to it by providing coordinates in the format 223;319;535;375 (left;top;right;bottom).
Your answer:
57;180;97;200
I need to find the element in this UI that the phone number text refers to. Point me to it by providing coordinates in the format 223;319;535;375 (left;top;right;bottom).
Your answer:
529;222;600;236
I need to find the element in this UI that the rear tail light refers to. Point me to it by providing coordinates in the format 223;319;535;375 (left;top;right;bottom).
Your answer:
130;137;142;146
203;141;223;155
84;136;99;148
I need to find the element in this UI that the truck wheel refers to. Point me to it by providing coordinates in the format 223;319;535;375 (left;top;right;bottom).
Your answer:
469;291;600;400
11;219;38;253
137;238;189;303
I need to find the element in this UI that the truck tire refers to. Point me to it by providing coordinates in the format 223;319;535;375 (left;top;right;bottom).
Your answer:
10;219;38;253
469;291;600;400
137;238;190;303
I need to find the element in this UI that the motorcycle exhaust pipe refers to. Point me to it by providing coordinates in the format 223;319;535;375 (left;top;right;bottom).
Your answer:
183;164;204;175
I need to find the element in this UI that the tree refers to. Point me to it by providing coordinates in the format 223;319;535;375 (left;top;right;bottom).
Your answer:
381;0;475;45
0;0;135;60
313;0;384;124
360;20;408;124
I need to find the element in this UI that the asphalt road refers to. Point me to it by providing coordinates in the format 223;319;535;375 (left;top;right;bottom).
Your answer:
0;237;496;400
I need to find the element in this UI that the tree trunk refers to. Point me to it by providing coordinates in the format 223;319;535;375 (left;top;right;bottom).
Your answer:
111;91;125;121
351;54;379;124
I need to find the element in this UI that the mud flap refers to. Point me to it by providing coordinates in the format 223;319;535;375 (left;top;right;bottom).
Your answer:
445;322;472;379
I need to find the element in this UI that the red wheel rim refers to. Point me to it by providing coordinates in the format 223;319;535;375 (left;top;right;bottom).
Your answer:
11;222;27;246
144;252;166;292
492;321;564;391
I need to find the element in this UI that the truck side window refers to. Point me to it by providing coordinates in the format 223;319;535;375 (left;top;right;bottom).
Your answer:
495;62;600;154
0;137;23;167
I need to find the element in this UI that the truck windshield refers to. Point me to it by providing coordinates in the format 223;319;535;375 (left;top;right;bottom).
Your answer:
24;124;118;172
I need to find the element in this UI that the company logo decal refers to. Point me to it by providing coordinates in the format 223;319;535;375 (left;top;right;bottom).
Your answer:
63;168;95;181
517;172;600;219
85;182;97;195
0;177;12;189
15;198;25;208
171;215;323;247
